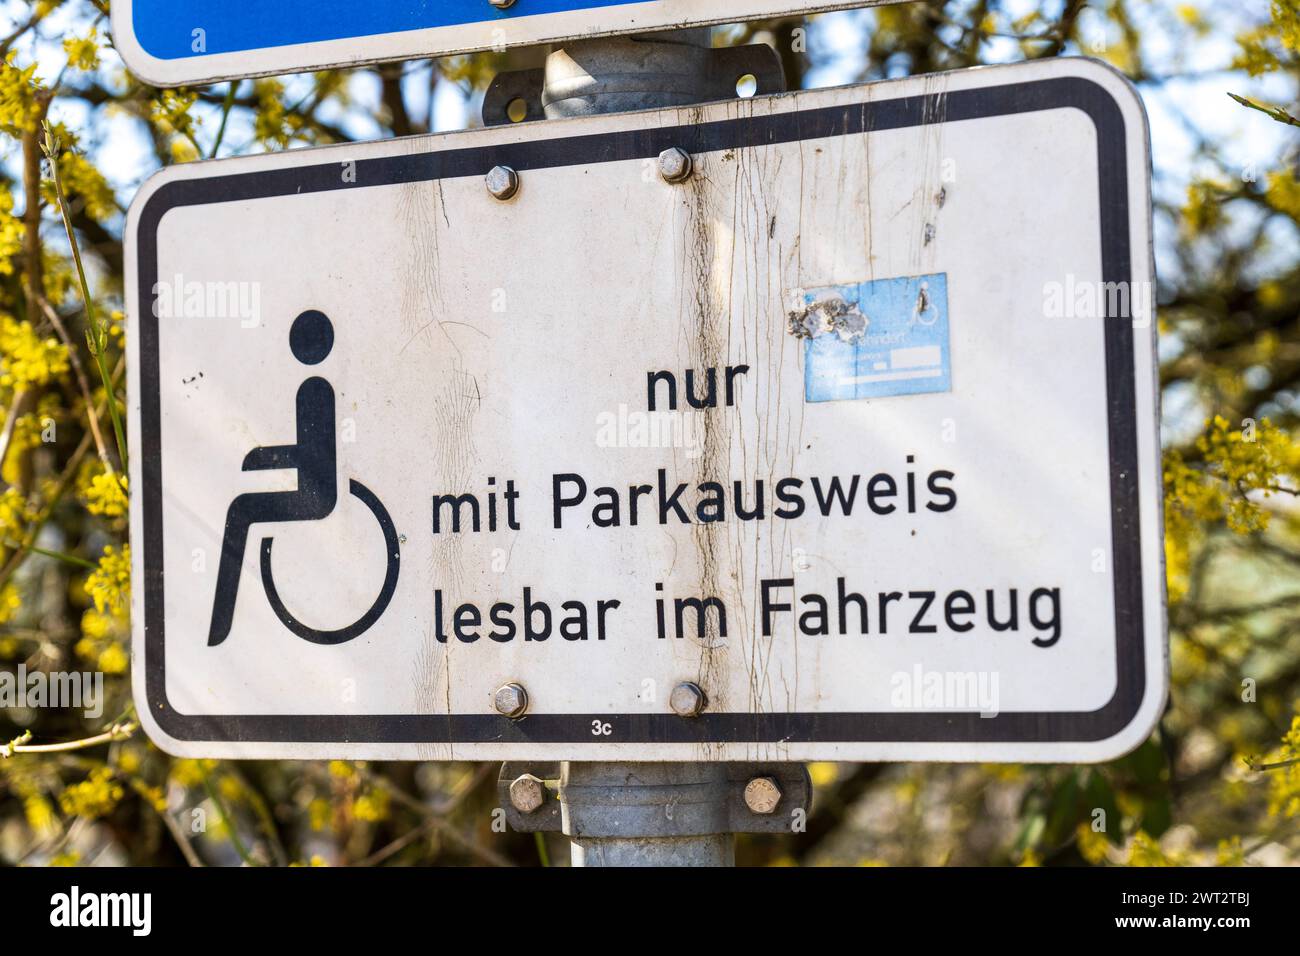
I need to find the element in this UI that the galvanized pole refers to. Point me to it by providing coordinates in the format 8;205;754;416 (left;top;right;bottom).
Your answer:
548;30;731;869
561;762;736;866
488;28;807;867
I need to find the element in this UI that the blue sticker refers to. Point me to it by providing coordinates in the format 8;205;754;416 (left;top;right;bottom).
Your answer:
800;273;951;403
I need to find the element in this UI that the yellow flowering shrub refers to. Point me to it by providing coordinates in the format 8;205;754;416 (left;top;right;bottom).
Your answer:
0;583;20;626
74;606;122;671
0;187;22;275
1163;416;1300;601
24;793;57;836
1125;831;1180;867
62;29;99;73
58;768;124;820
1075;825;1111;864
252;79;289;147
55;149;117;223
3;394;60;484
1265;169;1300;219
0;54;44;136
169;759;218;789
1266;716;1300;819
0;315;69;392
149;88;199;149
85;544;130;614
353;787;390;823
308;797;331;832
0;486;35;559
79;462;128;517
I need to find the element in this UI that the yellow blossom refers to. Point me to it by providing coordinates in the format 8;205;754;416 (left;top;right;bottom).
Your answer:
308;797;331;831
24;793;57;835
80;465;128;517
0;54;45;136
329;760;357;779
85;544;130;614
97;641;128;674
1076;823;1111;865
169;758;218;788
0;315;69;390
116;747;143;775
58;768;124;819
1266;715;1300;818
1126;831;1181;867
0;583;20;626
354;787;390;822
807;761;838;787
0;187;23;276
62;30;100;72
1216;837;1246;865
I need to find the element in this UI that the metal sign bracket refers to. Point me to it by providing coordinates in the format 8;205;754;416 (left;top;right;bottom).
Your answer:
498;762;813;843
483;31;786;126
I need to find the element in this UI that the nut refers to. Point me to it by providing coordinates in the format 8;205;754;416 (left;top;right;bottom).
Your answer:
485;165;519;200
493;682;528;718
669;681;707;717
657;147;693;184
509;774;545;813
743;776;782;815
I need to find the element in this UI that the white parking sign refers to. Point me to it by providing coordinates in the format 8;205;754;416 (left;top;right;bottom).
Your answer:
128;58;1166;762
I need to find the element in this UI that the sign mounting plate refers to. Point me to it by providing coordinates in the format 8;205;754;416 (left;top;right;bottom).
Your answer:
127;57;1165;762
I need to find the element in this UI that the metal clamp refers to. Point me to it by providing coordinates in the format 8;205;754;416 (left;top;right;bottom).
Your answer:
484;38;786;126
498;761;811;836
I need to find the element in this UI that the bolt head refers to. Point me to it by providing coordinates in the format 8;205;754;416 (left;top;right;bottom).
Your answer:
669;681;707;718
486;165;519;200
488;0;516;8
658;147;693;184
493;682;528;718
744;776;782;815
509;774;545;813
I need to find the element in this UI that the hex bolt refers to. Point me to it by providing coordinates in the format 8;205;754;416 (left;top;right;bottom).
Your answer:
509;774;545;813
488;0;516;9
743;776;782;815
494;682;529;718
669;681;707;717
485;165;520;201
657;147;694;184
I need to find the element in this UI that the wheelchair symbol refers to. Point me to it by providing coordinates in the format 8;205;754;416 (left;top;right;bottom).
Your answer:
260;479;400;645
207;309;400;648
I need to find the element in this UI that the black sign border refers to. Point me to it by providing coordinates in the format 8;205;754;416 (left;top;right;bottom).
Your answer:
137;73;1150;747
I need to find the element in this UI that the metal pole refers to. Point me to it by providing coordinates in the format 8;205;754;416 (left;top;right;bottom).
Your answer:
490;28;802;868
541;31;736;867
561;762;735;866
544;27;730;870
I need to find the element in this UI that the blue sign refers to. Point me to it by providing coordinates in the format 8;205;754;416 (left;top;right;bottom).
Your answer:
115;0;860;87
802;273;952;403
130;0;637;60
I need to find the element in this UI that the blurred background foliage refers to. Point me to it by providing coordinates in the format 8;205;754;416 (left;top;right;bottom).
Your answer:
0;0;1298;867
